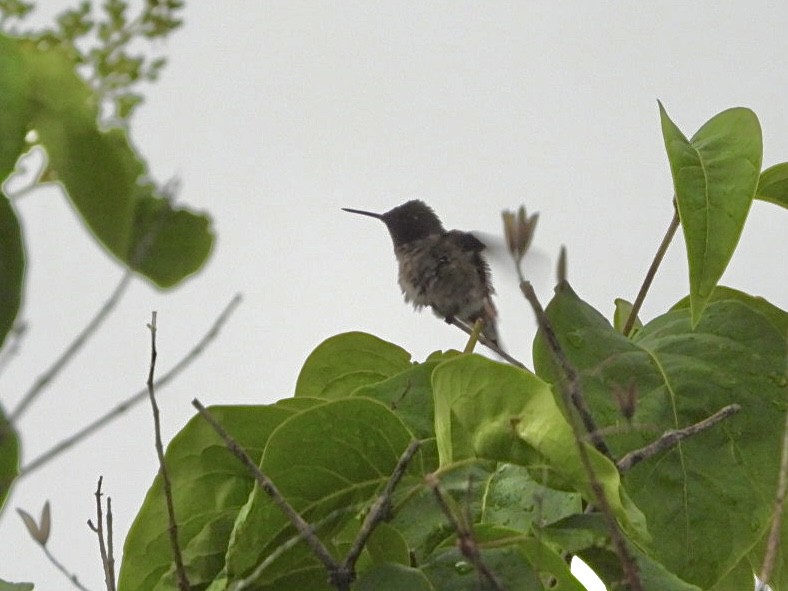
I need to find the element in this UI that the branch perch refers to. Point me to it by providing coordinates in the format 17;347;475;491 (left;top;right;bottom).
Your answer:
617;404;741;473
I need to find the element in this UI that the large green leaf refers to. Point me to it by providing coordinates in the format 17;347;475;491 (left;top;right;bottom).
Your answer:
0;196;24;350
533;282;787;589
352;360;438;441
117;403;310;591
0;35;30;182
431;354;649;543
671;284;787;335
544;515;703;591
295;332;413;399
659;103;762;326
223;397;420;588
11;36;213;288
756;161;788;209
0;406;20;514
480;463;581;531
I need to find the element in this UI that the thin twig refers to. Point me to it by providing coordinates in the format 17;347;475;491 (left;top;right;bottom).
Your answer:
520;281;611;458
106;497;115;590
757;407;788;590
146;312;190;591
191;398;348;588
622;208;680;337
42;546;92;591
343;440;421;572
448;317;526;369
10;272;133;421
617;404;741;473
86;476;116;591
19;293;242;476
519;280;642;591
425;473;507;591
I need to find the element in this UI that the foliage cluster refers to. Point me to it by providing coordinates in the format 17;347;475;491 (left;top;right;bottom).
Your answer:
1;3;786;591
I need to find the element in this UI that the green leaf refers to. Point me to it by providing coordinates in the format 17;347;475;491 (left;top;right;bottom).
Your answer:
16;38;213;288
658;102;762;326
356;563;435;591
671;285;788;335
0;196;24;350
421;539;543;591
613;298;641;335
432;354;649;543
353;360;438;441
480;463;581;531
0;580;34;591
224;397;419;587
0;35;30;182
118;403;307;591
533;282;787;588
545;515;704;591
295;332;413;399
756;161;788;208
0;406;20;514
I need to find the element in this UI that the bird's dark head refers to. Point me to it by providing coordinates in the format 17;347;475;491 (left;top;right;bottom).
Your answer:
343;200;445;247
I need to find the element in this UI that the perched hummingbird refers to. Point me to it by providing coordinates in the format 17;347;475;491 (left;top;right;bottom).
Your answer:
342;200;499;345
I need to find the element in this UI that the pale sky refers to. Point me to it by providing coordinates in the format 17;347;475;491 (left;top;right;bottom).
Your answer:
2;3;786;590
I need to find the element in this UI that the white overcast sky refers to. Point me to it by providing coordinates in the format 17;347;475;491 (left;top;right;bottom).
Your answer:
2;2;786;590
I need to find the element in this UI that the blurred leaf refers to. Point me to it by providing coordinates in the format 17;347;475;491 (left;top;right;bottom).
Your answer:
16;501;50;546
224;398;419;587
14;37;213;288
658;103;762;326
0;407;20;514
432;354;649;543
0;35;30;182
533;282;787;588
756;161;788;208
0;197;24;351
0;580;34;591
295;332;413;399
118;403;310;591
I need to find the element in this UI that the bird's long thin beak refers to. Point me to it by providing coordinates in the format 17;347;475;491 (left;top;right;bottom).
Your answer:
342;207;383;220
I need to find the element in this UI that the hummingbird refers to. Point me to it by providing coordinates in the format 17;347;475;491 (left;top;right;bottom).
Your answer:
342;200;500;345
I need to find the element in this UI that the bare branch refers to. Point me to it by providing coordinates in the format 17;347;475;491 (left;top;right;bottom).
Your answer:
448;317;527;370
19;293;242;477
622;207;680;337
87;477;116;591
10;272;133;422
146;312;189;591
191;398;349;589
758;407;788;590
342;440;421;572
519;281;611;459
518;280;642;591
18;502;91;591
425;473;507;591
617;404;741;473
